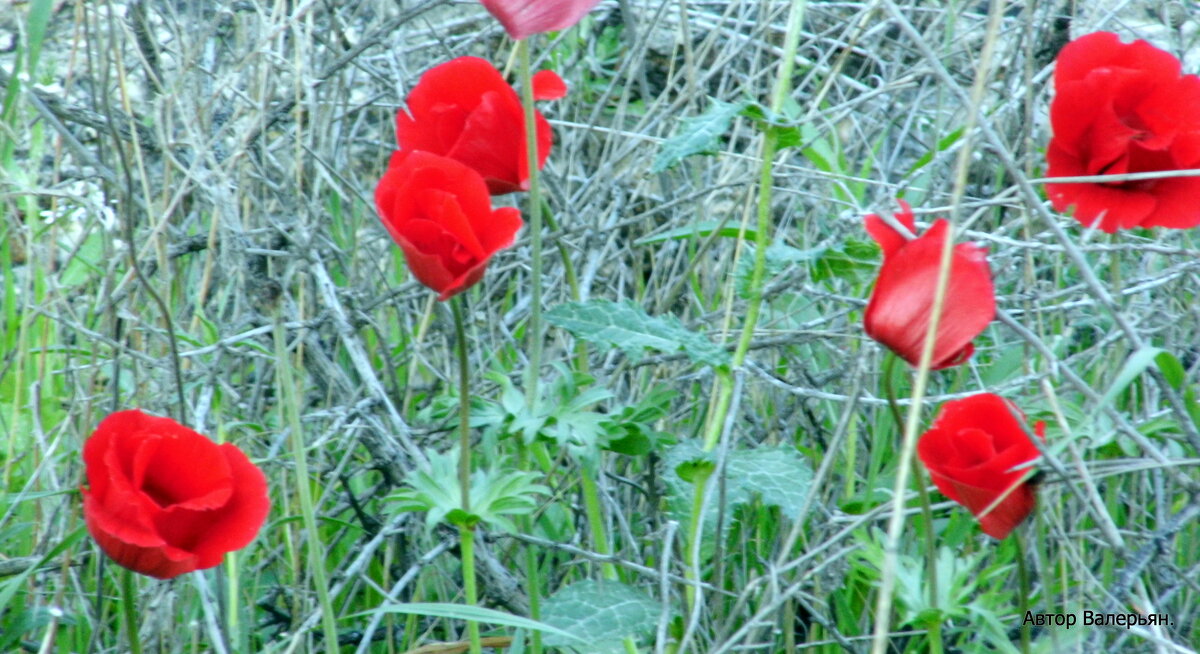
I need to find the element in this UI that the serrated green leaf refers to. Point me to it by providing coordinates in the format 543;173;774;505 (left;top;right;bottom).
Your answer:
734;243;824;299
726;446;813;519
541;580;658;650
388;447;546;533
651;98;748;173
811;238;877;283
664;441;813;520
546;300;729;367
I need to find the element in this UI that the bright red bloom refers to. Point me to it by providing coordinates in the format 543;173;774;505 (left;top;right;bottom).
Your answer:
396;56;567;195
375;150;523;301
479;0;604;40
81;410;270;579
863;201;995;369
918;394;1045;539
1046;31;1200;232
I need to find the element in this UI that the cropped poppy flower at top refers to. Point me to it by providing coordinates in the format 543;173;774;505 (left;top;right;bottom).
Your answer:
1046;31;1200;232
395;56;567;195
479;0;604;40
81;410;270;579
918;393;1045;539
863;201;996;369
375;150;523;301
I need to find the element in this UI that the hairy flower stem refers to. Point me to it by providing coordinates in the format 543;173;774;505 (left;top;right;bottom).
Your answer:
517;448;543;654
451;297;482;654
518;39;544;407
882;354;942;652
120;568;142;654
459;524;483;654
451;298;471;515
686;0;808;615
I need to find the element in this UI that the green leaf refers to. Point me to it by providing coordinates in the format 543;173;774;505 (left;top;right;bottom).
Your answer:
740;101;803;147
651;98;748;173
0;527;86;611
1154;351;1187;389
906;127;964;178
547;300;729;368
674;456;715;484
633;220;757;246
387;447;547;533
361;603;587;644
810;239;877;283
541;580;658;650
1099;346;1164;410
25;0;55;74
604;428;653;457
1152;351;1200;430
58;231;105;288
734;243;824;299
726;446;814;519
664;441;814;519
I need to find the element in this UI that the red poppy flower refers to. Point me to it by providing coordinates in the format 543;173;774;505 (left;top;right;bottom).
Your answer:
81;410;270;579
375;150;523;301
1046;31;1200;232
395;56;567;195
918;394;1045;539
479;0;604;40
863;201;995;369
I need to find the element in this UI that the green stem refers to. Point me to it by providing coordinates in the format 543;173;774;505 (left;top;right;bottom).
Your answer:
683;467;712;612
580;466;616;578
518;38;544;406
541;201;588;374
579;460;638;654
120;568;142;654
882;353;941;651
523;521;544;654
700;0;808;451
274;317;339;654
686;0;808;616
452;298;471;515
460;524;483;654
1016;533;1032;654
451;298;482;654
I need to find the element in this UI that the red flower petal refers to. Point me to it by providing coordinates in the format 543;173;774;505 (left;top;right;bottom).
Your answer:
1053;32;1180;91
84;494;199;579
863;217;995;369
374;151;523;300
1047;31;1200;231
136;427;233;511
445;90;535;194
863;200;917;259
187;443;271;569
394;57;560;195
81;410;270;579
1136;175;1200;228
939;476;1036;540
478;0;603;40
917;394;1042;539
532;70;568;100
